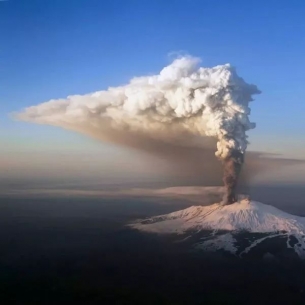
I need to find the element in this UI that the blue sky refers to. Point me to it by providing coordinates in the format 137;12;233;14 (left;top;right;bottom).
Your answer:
1;0;305;185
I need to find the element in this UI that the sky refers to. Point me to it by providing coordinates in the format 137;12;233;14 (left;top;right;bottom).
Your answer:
1;0;305;189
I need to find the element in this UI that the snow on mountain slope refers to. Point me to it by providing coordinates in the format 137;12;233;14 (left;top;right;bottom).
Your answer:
131;199;305;234
130;199;305;258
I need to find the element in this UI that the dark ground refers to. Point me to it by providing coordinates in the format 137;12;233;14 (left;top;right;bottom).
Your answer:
1;186;305;304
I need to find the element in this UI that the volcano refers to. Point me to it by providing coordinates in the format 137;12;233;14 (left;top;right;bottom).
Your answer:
130;198;305;259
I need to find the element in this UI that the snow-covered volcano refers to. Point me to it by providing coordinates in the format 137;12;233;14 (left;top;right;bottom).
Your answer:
130;198;305;259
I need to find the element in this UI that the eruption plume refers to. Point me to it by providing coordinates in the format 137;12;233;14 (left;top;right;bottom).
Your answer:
222;150;244;204
15;56;260;204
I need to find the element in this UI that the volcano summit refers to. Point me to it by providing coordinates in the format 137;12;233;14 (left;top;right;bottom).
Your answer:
131;198;305;259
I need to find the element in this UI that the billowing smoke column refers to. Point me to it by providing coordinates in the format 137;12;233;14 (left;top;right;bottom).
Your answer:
222;150;244;204
16;56;260;204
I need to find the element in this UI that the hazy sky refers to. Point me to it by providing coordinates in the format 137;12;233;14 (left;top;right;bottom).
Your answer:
1;0;305;188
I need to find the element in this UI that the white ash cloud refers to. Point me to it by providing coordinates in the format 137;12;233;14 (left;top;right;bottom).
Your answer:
15;56;263;203
16;56;260;161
